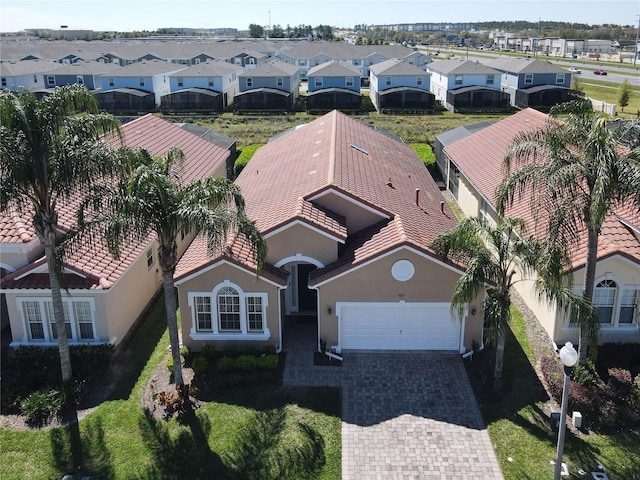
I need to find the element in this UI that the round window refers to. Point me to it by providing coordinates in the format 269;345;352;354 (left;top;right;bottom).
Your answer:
391;259;415;281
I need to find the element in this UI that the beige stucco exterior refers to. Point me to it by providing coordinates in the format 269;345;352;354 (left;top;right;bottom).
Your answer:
176;261;283;352
315;247;484;352
4;232;194;348
265;223;340;267
446;162;640;347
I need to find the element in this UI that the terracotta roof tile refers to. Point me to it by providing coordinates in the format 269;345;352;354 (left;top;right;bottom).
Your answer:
176;110;459;282
0;205;36;244
444;108;640;270
1;115;229;290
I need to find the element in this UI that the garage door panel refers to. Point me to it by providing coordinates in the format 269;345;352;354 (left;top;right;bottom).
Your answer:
340;303;460;351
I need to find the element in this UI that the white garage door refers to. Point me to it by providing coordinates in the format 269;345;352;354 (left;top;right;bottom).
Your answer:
339;302;461;351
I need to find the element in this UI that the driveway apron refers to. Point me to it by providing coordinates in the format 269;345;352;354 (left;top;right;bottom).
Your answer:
283;321;504;479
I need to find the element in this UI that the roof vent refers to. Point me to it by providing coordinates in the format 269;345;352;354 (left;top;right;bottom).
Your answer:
349;143;368;155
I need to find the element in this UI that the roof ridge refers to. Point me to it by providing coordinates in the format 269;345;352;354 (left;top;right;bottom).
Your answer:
394;215;407;242
327;110;338;184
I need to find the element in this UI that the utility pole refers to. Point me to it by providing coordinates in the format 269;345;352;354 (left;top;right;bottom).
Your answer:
634;14;639;68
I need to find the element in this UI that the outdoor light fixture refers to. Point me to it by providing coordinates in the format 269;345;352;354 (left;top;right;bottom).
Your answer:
471;307;477;316
327;306;332;315
554;342;578;480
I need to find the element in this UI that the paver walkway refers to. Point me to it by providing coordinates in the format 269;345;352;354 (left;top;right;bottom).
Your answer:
282;317;504;479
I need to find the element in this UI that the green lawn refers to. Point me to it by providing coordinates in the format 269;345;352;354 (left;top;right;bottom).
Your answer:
482;309;640;480
0;297;341;480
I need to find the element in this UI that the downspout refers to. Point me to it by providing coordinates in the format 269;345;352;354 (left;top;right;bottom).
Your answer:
310;285;322;352
276;284;286;354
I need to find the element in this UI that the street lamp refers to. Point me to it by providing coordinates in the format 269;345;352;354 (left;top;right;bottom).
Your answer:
554;342;578;480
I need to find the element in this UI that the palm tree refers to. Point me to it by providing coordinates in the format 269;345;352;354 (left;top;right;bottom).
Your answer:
83;147;267;387
0;86;124;385
430;216;575;391
497;100;640;365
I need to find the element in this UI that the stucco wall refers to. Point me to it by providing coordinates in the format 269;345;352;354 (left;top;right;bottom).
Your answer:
266;223;339;267
316;248;483;351
176;262;282;351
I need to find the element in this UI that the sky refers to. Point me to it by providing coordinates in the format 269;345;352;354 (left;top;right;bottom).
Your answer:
1;0;639;33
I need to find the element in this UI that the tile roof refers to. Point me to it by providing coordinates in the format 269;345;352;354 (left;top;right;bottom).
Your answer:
0;205;36;244
106;114;231;183
1;115;231;290
175;110;459;283
443;108;640;270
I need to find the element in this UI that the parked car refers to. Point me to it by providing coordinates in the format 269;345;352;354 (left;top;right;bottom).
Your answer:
593;69;607;75
568;67;581;74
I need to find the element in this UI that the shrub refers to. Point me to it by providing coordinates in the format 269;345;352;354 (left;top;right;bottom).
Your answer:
572;360;599;387
20;389;63;427
540;355;564;402
191;356;208;376
568;382;603;422
217;356;235;371
166;355;174;373
233;144;263;177
235;355;257;371
607;368;633;398
201;345;216;359
256;354;279;370
633;374;640;406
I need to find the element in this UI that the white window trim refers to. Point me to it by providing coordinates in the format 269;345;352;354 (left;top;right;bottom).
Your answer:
524;73;534;84
556;73;565;84
276;76;283;87
566;276;639;329
17;297;98;344
188;281;270;341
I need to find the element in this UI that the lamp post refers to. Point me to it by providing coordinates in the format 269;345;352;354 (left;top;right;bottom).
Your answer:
554;342;578;480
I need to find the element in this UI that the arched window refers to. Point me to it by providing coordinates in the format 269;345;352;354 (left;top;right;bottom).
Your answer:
218;286;240;331
593;279;616;324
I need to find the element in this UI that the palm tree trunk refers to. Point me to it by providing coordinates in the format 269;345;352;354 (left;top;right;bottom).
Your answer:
579;227;599;365
162;269;183;387
493;327;506;391
44;242;73;385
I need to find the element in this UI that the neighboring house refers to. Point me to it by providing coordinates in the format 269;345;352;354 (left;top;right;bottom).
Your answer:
438;108;640;346
306;60;362;111
276;42;425;80
0;115;233;348
235;60;300;111
43;61;116;91
426;59;510;112
369;58;434;112
484;57;581;109
161;61;243;112
174;110;484;355
94;60;187;111
0;60;60;94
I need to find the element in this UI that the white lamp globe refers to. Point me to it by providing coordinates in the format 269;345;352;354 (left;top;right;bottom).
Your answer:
559;342;578;368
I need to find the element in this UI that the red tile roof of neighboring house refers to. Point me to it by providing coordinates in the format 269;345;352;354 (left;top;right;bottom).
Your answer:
443;108;640;271
0;205;36;244
1;115;230;290
175;110;459;282
106;114;230;183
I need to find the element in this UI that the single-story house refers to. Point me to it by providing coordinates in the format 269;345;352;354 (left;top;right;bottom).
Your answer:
438;108;640;346
306;60;362;111
0;115;233;348
174;110;484;355
369;58;434;113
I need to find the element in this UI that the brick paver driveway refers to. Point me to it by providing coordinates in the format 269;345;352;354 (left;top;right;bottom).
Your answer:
340;352;503;479
283;322;503;479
